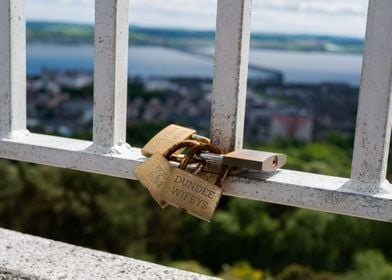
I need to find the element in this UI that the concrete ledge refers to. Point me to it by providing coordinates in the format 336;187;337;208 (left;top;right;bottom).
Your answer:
0;229;218;280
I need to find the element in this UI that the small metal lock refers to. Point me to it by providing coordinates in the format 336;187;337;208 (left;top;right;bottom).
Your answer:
134;140;203;208
136;123;287;222
160;144;229;222
199;149;287;172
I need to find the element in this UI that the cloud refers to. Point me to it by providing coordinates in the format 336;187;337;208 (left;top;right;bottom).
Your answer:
253;0;367;16
26;0;369;37
251;0;368;37
26;0;94;23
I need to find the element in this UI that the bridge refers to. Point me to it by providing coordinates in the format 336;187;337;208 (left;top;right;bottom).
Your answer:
170;45;284;83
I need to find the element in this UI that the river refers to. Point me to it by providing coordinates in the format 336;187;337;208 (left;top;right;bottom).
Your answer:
27;44;363;85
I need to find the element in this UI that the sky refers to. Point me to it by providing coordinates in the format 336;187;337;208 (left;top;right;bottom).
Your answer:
26;0;369;38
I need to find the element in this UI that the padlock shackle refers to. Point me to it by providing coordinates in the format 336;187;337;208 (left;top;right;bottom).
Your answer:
178;144;221;170
191;134;210;144
163;140;206;174
163;140;200;159
179;143;230;187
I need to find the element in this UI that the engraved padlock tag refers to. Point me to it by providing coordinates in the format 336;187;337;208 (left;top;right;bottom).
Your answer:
135;140;203;208
161;143;227;222
134;153;171;208
142;124;196;157
161;168;223;222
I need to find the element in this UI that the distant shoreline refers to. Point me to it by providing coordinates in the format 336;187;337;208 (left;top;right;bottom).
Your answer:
27;21;364;55
26;44;362;85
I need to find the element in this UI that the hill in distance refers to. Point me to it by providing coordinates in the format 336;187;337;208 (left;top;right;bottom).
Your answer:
27;21;364;54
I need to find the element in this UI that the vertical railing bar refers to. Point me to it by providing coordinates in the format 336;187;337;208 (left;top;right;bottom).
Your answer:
210;0;252;153
93;0;130;152
351;0;392;185
0;0;28;139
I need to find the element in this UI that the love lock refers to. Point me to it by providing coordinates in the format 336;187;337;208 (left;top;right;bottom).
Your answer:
160;143;230;222
134;140;203;208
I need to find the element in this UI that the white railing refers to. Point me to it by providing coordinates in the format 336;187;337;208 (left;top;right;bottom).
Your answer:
1;0;392;222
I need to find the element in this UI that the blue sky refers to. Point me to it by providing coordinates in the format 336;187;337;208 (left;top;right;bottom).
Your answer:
26;0;369;38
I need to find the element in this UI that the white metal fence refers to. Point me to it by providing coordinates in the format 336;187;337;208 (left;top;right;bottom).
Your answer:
1;0;392;222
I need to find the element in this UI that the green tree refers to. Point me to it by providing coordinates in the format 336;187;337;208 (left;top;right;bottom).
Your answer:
340;250;392;280
0;161;24;228
0;162;152;258
219;262;264;280
276;264;336;280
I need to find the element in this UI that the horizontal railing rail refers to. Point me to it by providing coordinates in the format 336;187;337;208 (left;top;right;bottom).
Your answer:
1;133;392;222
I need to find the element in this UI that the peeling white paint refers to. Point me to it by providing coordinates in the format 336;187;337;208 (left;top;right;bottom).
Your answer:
93;0;130;151
352;0;392;185
211;0;251;153
0;0;28;138
225;170;392;222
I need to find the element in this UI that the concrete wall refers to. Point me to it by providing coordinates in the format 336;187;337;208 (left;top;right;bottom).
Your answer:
0;228;218;280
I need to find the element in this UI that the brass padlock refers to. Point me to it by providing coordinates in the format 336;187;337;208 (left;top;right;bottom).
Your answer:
142;124;210;157
134;140;203;208
199;149;287;172
133;153;171;208
160;144;229;222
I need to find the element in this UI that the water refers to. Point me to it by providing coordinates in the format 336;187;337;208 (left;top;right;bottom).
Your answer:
27;44;363;85
249;49;362;85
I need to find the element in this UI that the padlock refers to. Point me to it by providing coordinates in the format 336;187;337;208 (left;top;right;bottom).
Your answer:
134;140;204;208
198;149;287;172
133;153;171;208
178;143;228;184
160;144;229;222
142;124;210;157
